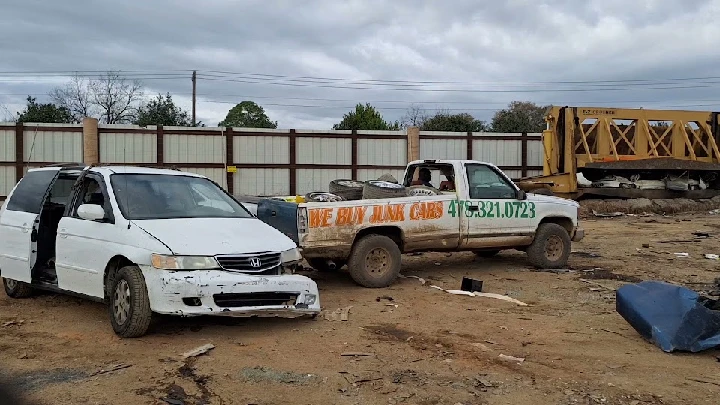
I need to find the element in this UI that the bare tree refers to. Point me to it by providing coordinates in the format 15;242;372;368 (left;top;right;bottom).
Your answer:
400;104;429;128
49;71;144;124
49;74;94;123
90;72;144;124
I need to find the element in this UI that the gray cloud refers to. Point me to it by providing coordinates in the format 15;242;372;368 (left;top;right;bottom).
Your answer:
1;0;719;127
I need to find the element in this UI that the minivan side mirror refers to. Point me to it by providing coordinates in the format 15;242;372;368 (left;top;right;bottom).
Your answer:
516;190;527;200
77;204;106;221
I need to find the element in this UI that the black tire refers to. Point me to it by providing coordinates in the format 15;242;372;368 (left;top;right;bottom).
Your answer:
307;258;346;271
329;179;364;200
3;277;33;298
347;234;402;288
406;185;440;197
107;265;153;338
526;223;571;269
304;192;345;203
530;188;554;196
474;250;500;258
362;181;407;199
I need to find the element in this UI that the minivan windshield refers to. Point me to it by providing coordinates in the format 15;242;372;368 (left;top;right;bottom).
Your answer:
110;173;252;220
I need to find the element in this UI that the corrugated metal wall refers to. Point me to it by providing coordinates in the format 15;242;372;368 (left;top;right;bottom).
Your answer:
100;126;157;163
23;124;82;163
1;123;541;198
0;126;15;197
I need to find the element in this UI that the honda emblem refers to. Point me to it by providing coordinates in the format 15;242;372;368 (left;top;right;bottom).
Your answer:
249;257;261;268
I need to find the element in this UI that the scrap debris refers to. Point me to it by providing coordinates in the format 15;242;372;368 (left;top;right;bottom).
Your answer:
398;274;426;285
431;285;528;306
322;306;352;321
2;320;24;327
498;354;525;364
89;363;132;377
181;343;215;359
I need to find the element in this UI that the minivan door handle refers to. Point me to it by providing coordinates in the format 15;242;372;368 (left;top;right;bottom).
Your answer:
58;228;68;238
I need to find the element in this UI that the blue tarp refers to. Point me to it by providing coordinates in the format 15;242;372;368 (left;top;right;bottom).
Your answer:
616;280;720;352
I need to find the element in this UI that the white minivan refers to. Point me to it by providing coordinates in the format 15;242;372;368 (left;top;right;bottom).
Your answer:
0;164;320;338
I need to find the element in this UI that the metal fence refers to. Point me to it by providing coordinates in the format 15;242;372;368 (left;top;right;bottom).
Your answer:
0;122;543;198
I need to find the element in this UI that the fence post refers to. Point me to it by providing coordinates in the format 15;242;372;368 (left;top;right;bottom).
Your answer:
156;125;164;167
406;126;420;162
225;127;234;194
466;131;473;160
82;117;99;165
521;131;528;177
289;129;297;195
14;122;23;181
351;129;358;180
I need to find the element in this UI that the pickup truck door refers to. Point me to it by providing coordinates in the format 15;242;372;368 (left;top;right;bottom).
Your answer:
55;174;116;298
459;163;535;249
0;168;61;283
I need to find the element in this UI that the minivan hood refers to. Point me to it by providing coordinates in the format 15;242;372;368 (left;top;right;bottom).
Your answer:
134;217;296;256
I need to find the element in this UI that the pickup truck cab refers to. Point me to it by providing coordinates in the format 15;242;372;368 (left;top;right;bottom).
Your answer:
0;165;320;338
258;159;585;288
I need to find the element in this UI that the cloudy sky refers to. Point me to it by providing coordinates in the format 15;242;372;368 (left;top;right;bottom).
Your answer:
1;0;719;129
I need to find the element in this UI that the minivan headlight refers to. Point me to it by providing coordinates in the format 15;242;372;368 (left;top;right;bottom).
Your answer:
151;254;220;270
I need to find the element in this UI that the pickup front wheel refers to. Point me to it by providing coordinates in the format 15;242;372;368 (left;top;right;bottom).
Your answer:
348;235;402;288
107;265;153;338
527;223;571;269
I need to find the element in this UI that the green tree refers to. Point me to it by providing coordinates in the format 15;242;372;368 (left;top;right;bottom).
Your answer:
421;111;488;132
218;101;277;128
16;96;74;123
135;93;197;127
333;103;399;130
490;101;549;133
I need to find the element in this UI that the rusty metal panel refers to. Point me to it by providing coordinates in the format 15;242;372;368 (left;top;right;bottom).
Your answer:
296;168;352;195
233;135;289;164
178;167;227;189
0;166;15;197
234;168;289;196
164;134;224;164
0;127;14;161
296;137;351;165
419;131;466;160
358;138;406;166
23;125;82;162
472;134;521;166
100;130;157;163
357;168;405;182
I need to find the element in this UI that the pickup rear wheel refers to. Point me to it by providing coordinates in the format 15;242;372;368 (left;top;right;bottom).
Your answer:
107;265;153;338
348;235;402;288
3;278;33;298
527;223;571;269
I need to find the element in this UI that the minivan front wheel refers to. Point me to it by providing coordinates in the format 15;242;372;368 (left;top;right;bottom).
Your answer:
107;265;153;338
3;277;33;298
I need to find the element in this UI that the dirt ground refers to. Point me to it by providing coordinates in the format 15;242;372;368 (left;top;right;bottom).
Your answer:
2;213;720;405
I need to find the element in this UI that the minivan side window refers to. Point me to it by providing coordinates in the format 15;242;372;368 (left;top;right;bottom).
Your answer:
5;170;58;214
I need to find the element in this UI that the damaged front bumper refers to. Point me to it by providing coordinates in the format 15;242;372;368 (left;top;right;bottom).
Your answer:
141;267;321;317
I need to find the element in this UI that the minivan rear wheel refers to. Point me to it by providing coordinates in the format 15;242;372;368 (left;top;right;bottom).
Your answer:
107;265;153;338
3;278;33;298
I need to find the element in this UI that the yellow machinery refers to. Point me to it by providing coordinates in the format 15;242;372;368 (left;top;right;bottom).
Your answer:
515;106;720;199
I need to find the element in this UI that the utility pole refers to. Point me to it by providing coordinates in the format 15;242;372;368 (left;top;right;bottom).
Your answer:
191;70;197;126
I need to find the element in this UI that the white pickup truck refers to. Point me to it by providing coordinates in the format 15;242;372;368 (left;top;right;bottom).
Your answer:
0;164;320;338
258;159;585;288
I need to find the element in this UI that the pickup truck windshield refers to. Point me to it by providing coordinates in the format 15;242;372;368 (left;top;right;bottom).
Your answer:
110;173;252;220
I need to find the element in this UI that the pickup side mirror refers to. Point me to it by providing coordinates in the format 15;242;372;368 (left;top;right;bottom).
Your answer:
77;204;106;221
516;189;527;200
